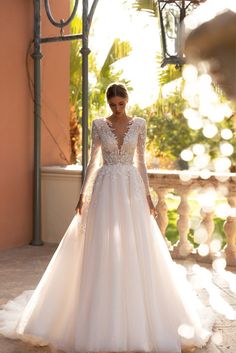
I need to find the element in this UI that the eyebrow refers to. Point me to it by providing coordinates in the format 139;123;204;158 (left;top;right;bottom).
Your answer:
109;102;125;105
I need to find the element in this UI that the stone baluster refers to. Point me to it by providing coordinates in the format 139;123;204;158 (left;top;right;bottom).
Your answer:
224;190;236;266
172;188;193;258
196;210;215;263
153;187;172;249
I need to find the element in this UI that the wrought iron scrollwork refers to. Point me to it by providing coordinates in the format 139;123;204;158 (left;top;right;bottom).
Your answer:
44;0;79;28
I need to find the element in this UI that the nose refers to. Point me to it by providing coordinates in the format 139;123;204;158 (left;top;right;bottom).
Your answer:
114;106;121;113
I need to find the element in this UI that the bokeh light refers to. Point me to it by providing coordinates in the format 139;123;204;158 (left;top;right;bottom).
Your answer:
199;169;211;179
182;65;198;82
197;244;210;257
179;172;192;182
211;332;223;345
220;142;234;157
196;187;217;212
221;128;233;140
213;157;231;172
178;324;195;339
215;203;231;219
212;258;227;272
202;123;218;138
192;143;205;156
180;149;194;162
210;239;222;253
194;226;208;244
193;154;210;169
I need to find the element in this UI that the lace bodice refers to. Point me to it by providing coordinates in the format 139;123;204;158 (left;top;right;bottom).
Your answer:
80;117;150;196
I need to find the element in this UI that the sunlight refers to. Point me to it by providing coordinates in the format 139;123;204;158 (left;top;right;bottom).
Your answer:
211;332;223;345
194;227;208;244
221;128;233;140
180;149;194;162
209;239;222;253
185;0;236;29
178;324;194;339
197;244;210;257
181;60;234;178
213;157;231;172
194;154;210;169
78;0;161;108
192;144;205;156
220;142;234;157
189;264;236;320
202;123;218;139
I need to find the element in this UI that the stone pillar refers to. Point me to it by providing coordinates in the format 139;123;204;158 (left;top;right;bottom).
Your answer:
153;187;172;249
224;191;236;266
172;188;193;258
196;210;215;263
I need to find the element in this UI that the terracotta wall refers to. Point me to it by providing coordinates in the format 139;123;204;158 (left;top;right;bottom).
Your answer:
0;1;70;250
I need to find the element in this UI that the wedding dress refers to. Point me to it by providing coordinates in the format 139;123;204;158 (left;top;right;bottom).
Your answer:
0;117;215;353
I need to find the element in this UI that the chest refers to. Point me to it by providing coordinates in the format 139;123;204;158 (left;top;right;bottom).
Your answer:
98;119;140;154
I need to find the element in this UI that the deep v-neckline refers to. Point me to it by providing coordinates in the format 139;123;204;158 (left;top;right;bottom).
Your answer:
104;117;135;154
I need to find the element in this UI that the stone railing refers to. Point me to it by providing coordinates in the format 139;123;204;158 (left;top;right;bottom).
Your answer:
41;166;236;267
149;169;236;267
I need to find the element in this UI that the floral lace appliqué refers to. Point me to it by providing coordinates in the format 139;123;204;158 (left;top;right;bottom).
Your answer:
80;117;150;197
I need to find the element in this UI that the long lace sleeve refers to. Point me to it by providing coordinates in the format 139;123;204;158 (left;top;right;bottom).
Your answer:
80;120;101;196
135;119;150;196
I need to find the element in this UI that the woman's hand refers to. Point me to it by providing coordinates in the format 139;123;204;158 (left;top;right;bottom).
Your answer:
147;194;157;218
75;194;84;215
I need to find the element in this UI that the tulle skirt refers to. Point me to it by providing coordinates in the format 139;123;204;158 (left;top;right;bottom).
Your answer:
0;164;215;353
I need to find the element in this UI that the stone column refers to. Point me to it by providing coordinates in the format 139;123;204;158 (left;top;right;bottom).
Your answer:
224;190;236;266
153;187;172;249
196;210;215;263
172;188;193;258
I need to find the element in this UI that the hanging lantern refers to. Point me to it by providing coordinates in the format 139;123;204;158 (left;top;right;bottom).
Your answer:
157;0;206;67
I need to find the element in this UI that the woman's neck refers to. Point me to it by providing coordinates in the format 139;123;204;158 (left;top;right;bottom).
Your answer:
110;113;129;121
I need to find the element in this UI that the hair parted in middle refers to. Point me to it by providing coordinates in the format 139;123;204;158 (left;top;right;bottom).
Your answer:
106;83;129;101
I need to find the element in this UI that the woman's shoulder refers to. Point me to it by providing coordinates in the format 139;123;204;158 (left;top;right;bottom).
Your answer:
133;116;146;126
92;117;105;127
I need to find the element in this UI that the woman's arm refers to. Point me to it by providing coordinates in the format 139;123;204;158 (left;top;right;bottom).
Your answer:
76;120;101;212
135;119;151;196
135;119;157;216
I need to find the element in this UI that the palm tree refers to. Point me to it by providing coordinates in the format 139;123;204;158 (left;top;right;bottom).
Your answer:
70;15;132;163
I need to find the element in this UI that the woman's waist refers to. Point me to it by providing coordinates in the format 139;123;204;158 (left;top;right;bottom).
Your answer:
101;162;135;168
97;162;137;174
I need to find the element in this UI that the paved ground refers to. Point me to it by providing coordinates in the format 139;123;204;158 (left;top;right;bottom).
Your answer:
0;244;236;353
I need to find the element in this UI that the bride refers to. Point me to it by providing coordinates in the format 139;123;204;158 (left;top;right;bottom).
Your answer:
0;83;215;353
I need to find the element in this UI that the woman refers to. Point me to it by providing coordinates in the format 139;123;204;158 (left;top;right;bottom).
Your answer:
0;83;214;353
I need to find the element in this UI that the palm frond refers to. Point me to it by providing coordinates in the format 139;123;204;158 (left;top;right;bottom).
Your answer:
132;0;158;17
100;39;132;78
158;64;182;86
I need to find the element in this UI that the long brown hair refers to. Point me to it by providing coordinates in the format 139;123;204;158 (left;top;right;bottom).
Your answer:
106;83;128;101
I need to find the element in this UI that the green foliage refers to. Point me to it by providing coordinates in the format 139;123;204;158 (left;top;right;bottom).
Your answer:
70;15;132;124
70;16;83;115
69;14;132;162
89;38;132;118
131;88;204;168
166;209;225;247
131;82;236;169
158;64;182;86
132;0;158;16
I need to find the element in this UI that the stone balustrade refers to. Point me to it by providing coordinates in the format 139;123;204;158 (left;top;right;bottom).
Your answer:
149;169;236;267
41;166;236;267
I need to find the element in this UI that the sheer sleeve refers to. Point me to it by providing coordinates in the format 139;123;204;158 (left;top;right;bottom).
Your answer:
134;119;150;196
80;120;101;196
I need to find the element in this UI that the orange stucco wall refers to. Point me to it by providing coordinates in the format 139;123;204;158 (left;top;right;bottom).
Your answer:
0;1;70;250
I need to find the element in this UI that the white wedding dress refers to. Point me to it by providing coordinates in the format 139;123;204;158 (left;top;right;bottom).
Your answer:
0;117;215;353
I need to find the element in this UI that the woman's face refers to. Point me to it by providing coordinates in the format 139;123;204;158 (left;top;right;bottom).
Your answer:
108;96;128;117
